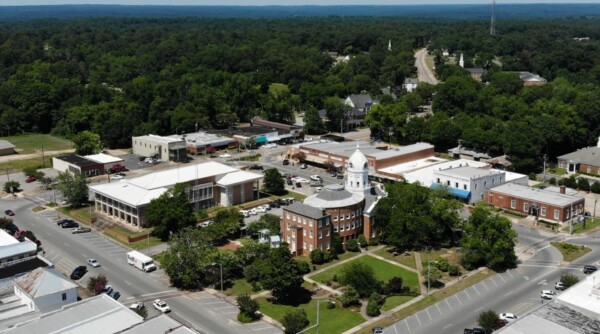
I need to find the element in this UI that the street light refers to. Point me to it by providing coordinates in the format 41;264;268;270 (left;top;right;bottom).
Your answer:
212;259;223;293
295;299;335;334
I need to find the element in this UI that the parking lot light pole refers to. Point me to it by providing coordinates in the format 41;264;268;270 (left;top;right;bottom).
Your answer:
295;300;334;334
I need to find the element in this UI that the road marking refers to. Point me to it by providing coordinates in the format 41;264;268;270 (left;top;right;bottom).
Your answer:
455;294;462;305
415;313;422;326
442;324;452;329
404;319;410;332
63;242;69;247
505;291;513;297
140;290;177;297
126;296;134;300
524;276;530;280
473;285;481;295
124;280;132;286
475;307;483;312
394;323;400;334
481;281;490;290
491;278;498;287
172;311;211;334
436;303;442;315
535;245;550;252
46;232;52;236
426;308;432;321
507;271;514;278
537;280;547;285
464;290;472;301
82;254;87;258
445;298;452;310
498;274;507;283
213;306;235;310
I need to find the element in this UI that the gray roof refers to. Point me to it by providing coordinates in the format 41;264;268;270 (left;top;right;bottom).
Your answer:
434;166;503;180
118;314;196;334
369;143;434;160
465;68;486;75
363;185;386;215
303;184;364;209
403;78;419;85
557;146;600;167
519;71;547;82
0;140;15;150
301;141;433;161
13;268;77;299
347;94;373;109
489;183;583;208
448;146;491;159
2;294;143;333
285;202;328;220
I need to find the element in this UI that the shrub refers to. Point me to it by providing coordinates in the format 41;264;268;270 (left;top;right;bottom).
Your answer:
560;274;579;287
244;266;260;282
357;235;368;247
383;276;403;294
528;173;537;181
346;239;360;252
548;177;557;185
578;178;590;192
310;249;326;264
592;182;600;194
282;309;309;334
366;300;380;317
448;264;461;276
236;294;259;321
86;274;107;295
326;301;336;309
434;257;450;272
297;261;311;275
338;287;361;307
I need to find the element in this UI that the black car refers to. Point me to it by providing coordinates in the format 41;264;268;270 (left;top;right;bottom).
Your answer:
249;164;264;170
70;266;87;280
282;159;290;165
584;265;597;274
336;173;343;179
287;179;293;186
57;219;74;226
269;201;281;209
62;221;79;228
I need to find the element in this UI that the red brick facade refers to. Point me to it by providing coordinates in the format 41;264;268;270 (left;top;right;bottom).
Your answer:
485;190;585;223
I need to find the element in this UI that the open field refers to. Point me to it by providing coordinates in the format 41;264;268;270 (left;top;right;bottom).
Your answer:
4;134;72;154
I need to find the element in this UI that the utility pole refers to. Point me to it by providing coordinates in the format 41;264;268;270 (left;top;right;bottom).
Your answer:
570;202;574;235
41;145;45;168
542;153;547;183
490;0;496;36
340;118;343;134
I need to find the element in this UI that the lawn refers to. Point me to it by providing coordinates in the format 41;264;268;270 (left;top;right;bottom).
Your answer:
550;242;592;262
309;255;419;290
562;218;600;234
420;248;464;283
58;205;93;224
129;236;163;250
225;279;259;296
373;247;416;269
4;134;73;154
298;252;359;272
256;297;364;334
381;295;415;312
0;154;63;174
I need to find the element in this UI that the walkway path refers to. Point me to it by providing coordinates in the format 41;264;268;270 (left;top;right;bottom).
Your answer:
414;252;427;295
0;148;75;164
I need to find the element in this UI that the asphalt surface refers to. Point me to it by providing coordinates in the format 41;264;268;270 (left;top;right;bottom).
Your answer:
0;198;280;334
415;48;438;85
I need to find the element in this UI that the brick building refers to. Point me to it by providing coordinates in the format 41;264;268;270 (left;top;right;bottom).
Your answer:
281;145;386;256
486;183;585;223
557;141;600;175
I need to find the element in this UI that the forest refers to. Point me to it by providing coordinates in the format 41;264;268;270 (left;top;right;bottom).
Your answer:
0;16;599;172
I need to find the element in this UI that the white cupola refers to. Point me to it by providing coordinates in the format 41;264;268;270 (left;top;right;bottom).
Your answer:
345;143;370;196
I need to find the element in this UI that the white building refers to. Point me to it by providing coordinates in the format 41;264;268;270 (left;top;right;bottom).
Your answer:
403;78;419;92
13;268;78;313
84;153;124;172
131;134;188;162
0;230;37;265
89;161;263;227
432;166;506;204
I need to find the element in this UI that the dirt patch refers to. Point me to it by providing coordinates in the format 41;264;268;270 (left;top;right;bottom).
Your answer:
218;241;240;251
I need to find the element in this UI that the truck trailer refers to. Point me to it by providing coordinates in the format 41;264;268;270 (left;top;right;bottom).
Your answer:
127;250;157;272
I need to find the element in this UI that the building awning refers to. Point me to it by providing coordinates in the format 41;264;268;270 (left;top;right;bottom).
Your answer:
279;134;293;139
255;136;267;143
267;136;280;142
430;183;471;199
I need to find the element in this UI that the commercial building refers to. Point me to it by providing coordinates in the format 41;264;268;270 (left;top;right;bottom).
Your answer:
281;146;386;256
52;155;104;177
486;184;585;223
0;229;38;266
431;166;507;204
557;140;600;175
0;140;15;156
131;134;188;162
222;125;295;146
13;267;78;313
251;117;304;140
121;314;197;334
291;140;435;173
89;161;263;227
167;131;238;154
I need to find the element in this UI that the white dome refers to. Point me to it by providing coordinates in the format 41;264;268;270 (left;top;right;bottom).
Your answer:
347;146;368;171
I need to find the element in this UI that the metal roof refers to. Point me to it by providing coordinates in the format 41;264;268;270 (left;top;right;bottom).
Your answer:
132;134;183;145
84;153;124;164
434;166;503;180
284;203;327;220
118;314;197;334
557;146;600;167
488;183;583;208
0;140;15;150
1;294;143;334
13;268;77;299
303;184;364;209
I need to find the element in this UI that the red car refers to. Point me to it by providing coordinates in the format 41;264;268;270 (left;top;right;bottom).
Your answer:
25;176;37;183
4;210;15;216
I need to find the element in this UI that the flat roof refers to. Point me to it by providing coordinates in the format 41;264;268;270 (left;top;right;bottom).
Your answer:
0;230;37;260
133;134;184;144
489;183;583;208
502;170;528;183
402;159;490;186
55;155;100;167
434;166;503;179
1;294;143;333
300;141;432;161
84;153;124;164
167;132;237;147
377;157;447;176
89;161;263;207
119;314;196;334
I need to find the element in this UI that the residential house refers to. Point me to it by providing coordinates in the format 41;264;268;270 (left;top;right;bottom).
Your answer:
0;140;15;156
519;72;547;86
557;140;600;175
403;78;419;92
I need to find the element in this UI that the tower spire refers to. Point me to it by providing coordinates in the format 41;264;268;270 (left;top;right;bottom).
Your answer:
490;0;496;36
388;39;392;52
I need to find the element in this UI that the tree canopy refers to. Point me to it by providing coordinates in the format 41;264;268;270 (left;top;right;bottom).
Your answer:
145;183;196;241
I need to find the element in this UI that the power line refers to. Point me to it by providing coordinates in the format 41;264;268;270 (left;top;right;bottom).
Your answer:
490;0;496;36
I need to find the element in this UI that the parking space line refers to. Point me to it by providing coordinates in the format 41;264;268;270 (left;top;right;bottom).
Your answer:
394;322;400;334
473;285;480;295
415;313;422;326
491;278;499;287
445;298;453;310
213;306;236;310
436;303;442;315
498;274;507;283
426;308;432;321
464;290;472;301
507;270;514;278
455;294;462;305
404;319;410;332
481;281;490;291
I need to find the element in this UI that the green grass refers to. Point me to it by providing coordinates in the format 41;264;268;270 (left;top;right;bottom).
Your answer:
4;134;73;154
309;255;419;290
298;252;359;272
373;247;417;269
381;295;415;312
0;154;62;174
129;236;163;250
550;242;592;262
225;279;259;296
256;297;364;334
548;168;567;176
562;218;600;234
58;205;93;225
268;83;289;96
281;190;307;201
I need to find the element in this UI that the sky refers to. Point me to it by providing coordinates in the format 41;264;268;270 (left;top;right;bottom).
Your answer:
3;1;600;6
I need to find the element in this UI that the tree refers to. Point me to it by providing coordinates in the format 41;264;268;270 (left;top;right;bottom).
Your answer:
262;168;285;195
73;130;102;155
161;228;219;289
341;262;382;298
145;183;196;241
383;276;404;294
366;292;383;317
310;249;326;265
346;239;360;252
3;180;20;194
202;207;244;243
303;108;326;135
55;172;88;207
331;234;344;256
460;205;518;271
338;286;361;307
478;310;501;333
247;214;281;236
577;177;590;192
291;151;306;161
422;266;442;288
253;246;306;303
591;182;600;194
560;274;579;288
86;274;108;295
281;309;309;334
236;294;259;321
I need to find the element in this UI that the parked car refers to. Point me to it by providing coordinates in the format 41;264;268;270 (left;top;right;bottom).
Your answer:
87;258;101;268
269;201;280;208
283;159;290;165
261;204;271;211
62;221;79;228
57;219;74;226
129;301;145;311
372;327;384;334
315;187;322;193
153;299;171;313
110;175;124;180
541;290;557;300
330;171;337;177
239;210;250;218
255;206;267;213
72;227;91;234
555;281;566;290
25;176;37;183
70;266;87;280
300;163;307;169
249;164;264;170
287;179;293;186
248;208;258;215
336;173;344;179
463;328;485;334
4;210;15;216
584;265;598;274
499;313;518;322
219;153;232;158
310;175;322;181
296;182;302;188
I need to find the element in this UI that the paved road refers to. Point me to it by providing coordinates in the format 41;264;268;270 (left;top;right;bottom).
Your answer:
415;48;438;85
1;198;280;334
383;224;599;334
